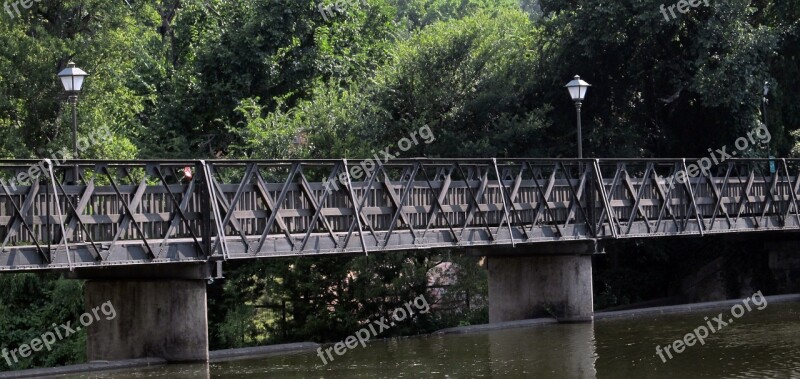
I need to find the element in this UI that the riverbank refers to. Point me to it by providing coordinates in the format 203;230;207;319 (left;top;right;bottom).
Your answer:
437;293;800;335
2;294;798;378
209;342;320;363
0;343;320;379
0;358;166;379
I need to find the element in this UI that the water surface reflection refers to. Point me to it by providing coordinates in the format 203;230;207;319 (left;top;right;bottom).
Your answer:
61;302;799;378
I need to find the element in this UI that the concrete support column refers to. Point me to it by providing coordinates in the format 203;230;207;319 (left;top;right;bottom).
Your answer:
484;244;595;323
767;240;800;294
77;264;211;363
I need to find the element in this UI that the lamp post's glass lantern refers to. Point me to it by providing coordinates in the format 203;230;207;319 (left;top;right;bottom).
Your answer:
57;62;88;93
565;75;591;102
565;75;591;160
57;61;88;186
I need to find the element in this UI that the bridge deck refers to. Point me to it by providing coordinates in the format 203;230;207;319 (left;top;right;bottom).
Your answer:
0;158;798;271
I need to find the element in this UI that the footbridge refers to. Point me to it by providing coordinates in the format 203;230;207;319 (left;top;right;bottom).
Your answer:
0;158;797;362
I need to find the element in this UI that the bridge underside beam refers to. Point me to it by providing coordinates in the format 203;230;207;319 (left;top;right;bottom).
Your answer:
482;243;595;323
6;222;798;271
81;264;210;362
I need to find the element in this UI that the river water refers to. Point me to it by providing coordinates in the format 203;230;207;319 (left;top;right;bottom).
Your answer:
64;301;800;378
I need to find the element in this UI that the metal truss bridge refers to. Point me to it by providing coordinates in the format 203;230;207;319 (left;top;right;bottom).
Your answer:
0;158;798;271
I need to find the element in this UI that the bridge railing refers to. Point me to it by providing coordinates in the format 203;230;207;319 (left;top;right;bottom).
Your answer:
204;159;608;256
0;158;796;270
0;160;205;268
594;158;800;237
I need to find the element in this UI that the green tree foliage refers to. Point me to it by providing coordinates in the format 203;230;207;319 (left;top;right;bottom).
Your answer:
366;9;551;157
268;9;554;159
757;1;800;155
539;0;784;157
140;0;397;157
0;274;84;371
0;0;151;160
208;251;486;349
391;0;521;29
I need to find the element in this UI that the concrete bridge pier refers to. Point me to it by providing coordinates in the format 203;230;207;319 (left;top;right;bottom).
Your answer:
70;263;212;363
767;240;800;293
477;242;596;323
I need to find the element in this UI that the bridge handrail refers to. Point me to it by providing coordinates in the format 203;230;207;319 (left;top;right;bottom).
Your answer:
0;158;795;271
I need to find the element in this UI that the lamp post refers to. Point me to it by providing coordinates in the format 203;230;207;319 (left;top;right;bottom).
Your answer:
57;61;88;183
763;81;770;143
763;81;776;174
565;75;591;159
565;75;593;228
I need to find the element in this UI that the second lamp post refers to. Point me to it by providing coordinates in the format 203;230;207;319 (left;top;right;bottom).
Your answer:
565;75;591;159
57;61;89;183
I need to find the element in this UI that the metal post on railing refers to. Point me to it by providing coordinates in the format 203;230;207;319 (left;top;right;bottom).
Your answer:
197;160;213;257
45;167;51;254
587;161;596;237
593;159;617;238
681;158;705;236
343;159;369;256
492;158;515;247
